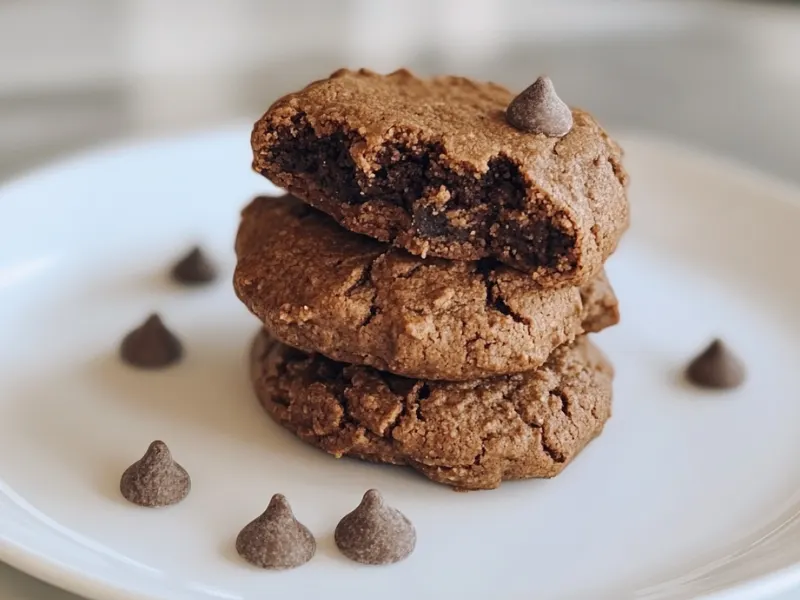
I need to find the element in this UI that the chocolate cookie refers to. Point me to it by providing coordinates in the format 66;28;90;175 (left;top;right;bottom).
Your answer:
249;331;613;491
234;195;619;381
251;68;629;286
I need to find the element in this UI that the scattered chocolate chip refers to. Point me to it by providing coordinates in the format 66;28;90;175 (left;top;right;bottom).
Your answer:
685;338;746;390
236;494;316;569
506;76;573;137
170;246;217;285
120;314;183;369
120;440;190;507
334;489;416;565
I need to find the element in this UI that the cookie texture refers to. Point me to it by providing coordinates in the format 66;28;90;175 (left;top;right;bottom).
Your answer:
250;331;614;491
234;195;619;381
251;68;629;286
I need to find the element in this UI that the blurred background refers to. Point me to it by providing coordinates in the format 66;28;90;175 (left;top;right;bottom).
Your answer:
1;0;800;185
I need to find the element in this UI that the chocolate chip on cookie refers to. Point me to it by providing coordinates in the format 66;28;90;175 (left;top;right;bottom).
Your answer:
170;246;217;285
120;441;191;507
335;490;416;565
506;76;573;137
236;494;316;569
685;339;746;390
251;68;628;285
119;314;183;369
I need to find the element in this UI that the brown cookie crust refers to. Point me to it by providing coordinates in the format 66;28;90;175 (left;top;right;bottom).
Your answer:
250;331;613;491
251;68;629;286
234;195;620;381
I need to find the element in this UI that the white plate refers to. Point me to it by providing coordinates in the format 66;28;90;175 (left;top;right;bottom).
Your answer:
1;126;800;600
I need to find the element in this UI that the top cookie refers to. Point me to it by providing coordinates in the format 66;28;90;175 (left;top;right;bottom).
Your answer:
252;68;629;286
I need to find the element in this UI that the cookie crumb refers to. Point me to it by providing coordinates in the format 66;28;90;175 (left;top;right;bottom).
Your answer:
120;440;190;507
171;246;217;285
506;76;573;137
236;494;316;569
119;314;183;369
685;338;746;390
334;489;416;565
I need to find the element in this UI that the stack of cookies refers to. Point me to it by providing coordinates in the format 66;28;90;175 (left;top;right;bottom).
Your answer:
234;69;629;491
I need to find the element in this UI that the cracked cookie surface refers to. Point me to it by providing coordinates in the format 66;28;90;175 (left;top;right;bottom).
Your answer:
250;331;614;491
251;68;629;287
234;195;619;381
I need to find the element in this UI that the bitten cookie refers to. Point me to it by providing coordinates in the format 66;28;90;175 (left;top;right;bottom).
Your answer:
251;68;629;286
250;331;613;491
234;195;619;381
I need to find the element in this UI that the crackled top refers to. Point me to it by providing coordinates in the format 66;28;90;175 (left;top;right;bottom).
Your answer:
250;330;614;491
234;195;619;381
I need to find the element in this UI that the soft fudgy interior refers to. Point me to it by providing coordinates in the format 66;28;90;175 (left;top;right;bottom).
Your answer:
267;116;575;271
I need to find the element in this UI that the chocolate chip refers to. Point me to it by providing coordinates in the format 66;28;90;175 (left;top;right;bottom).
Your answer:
170;246;217;285
506;76;573;137
334;489;416;565
236;494;316;569
685;339;746;390
120;314;183;369
120;441;190;507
